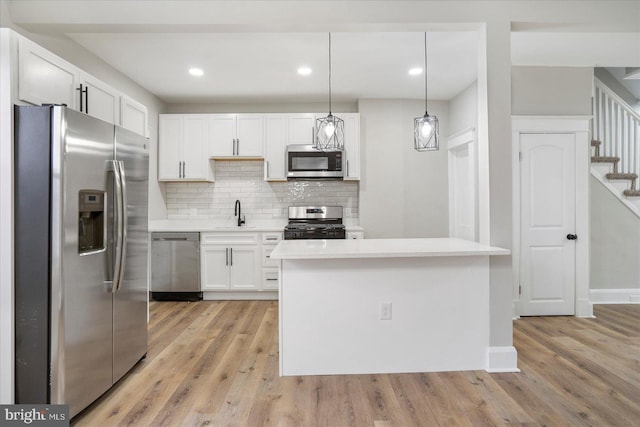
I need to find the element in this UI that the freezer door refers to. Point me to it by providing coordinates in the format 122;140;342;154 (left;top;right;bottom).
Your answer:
112;126;149;382
53;108;115;417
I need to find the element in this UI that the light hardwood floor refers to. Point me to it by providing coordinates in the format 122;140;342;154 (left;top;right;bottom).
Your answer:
72;302;640;426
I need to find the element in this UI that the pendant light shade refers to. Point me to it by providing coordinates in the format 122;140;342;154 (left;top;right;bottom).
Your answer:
414;32;439;152
315;33;344;151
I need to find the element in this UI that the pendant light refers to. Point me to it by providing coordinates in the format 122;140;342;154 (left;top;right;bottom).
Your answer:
414;32;439;151
315;33;344;151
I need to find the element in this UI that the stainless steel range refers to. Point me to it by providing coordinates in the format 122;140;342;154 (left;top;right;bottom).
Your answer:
284;206;346;240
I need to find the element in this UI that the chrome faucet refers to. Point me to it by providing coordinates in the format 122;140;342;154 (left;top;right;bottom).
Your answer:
234;200;245;227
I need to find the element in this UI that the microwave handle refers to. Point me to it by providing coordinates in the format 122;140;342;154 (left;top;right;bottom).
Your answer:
311;126;316;148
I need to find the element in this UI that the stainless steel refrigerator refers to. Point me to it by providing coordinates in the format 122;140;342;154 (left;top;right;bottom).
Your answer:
14;105;149;418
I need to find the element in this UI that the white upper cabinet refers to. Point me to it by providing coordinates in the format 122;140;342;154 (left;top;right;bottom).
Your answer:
79;72;120;125
264;114;288;181
17;34;148;137
120;95;149;137
158;114;213;181
342;113;361;180
18;37;78;109
210;114;264;158
288;113;316;145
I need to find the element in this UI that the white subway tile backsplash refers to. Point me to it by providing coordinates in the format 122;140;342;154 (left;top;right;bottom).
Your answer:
166;160;359;222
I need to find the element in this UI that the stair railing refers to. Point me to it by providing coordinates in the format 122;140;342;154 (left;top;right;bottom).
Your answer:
593;77;640;176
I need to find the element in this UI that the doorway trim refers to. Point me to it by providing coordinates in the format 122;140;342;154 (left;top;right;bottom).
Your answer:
511;116;593;318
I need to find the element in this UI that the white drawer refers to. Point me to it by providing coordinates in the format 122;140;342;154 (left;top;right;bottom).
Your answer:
262;268;279;290
346;231;364;240
262;232;283;244
262;246;279;267
201;232;259;245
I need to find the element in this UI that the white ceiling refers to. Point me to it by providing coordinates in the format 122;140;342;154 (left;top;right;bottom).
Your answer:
67;31;479;104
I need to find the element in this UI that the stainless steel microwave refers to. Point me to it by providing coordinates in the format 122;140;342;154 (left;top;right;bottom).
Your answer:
286;144;344;179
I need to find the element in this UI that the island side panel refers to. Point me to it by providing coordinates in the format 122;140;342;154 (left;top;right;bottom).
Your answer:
279;256;490;376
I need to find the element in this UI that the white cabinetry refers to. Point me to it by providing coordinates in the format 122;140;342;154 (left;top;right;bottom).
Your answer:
347;231;364;240
264;115;288;181
342;113;361;180
18;37;78;109
158;114;213;181
120;95;149;137
79;72;120;125
261;232;282;290
210;114;264;157
17;35;148;136
288;113;317;145
201;233;260;290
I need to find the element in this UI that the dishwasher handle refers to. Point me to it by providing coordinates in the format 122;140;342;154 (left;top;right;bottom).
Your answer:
154;237;188;241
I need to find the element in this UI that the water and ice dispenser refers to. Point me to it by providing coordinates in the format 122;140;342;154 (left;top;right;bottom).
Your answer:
78;190;105;254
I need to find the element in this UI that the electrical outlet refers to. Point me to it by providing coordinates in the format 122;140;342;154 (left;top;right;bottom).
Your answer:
380;302;392;320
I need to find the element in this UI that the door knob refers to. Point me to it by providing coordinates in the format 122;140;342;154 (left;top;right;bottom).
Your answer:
566;234;578;240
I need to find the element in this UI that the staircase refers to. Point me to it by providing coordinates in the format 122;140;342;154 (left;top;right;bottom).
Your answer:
591;78;640;215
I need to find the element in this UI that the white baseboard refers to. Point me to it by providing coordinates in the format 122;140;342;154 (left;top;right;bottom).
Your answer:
590;288;640;304
576;297;595;317
204;291;278;301
486;346;520;373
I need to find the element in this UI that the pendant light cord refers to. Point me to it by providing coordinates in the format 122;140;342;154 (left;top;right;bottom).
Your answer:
328;32;333;115
424;32;428;116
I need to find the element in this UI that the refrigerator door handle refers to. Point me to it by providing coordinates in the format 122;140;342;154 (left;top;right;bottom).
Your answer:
116;160;128;291
111;160;124;293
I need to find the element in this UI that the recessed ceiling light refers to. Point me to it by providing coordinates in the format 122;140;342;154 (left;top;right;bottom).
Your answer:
189;68;204;77
297;67;312;76
408;67;423;76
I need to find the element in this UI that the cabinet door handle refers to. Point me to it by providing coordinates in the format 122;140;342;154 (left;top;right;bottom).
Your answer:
236;138;240;156
178;162;181;178
266;160;269;178
266;237;277;241
76;84;87;113
85;86;89;115
225;248;229;266
230;248;233;266
346;160;349;177
183;161;186;178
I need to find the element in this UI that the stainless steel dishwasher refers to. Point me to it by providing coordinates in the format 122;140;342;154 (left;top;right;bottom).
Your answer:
151;232;202;301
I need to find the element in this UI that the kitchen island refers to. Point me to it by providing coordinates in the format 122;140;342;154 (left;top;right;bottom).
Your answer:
270;238;515;376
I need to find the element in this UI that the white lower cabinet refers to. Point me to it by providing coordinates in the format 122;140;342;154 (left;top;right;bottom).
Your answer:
201;231;281;294
200;233;260;291
261;232;282;290
347;231;364;239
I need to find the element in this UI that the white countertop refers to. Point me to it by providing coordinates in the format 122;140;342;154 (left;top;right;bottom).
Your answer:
149;219;363;233
270;237;510;259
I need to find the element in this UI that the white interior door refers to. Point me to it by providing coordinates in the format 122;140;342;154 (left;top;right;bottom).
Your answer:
448;136;476;241
520;133;576;316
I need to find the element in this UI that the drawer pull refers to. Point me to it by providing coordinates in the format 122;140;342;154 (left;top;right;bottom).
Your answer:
266;278;278;281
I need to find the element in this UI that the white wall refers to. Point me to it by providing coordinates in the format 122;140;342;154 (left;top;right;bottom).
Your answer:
590;176;640;291
511;66;594;115
359;99;449;238
448;80;478;136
